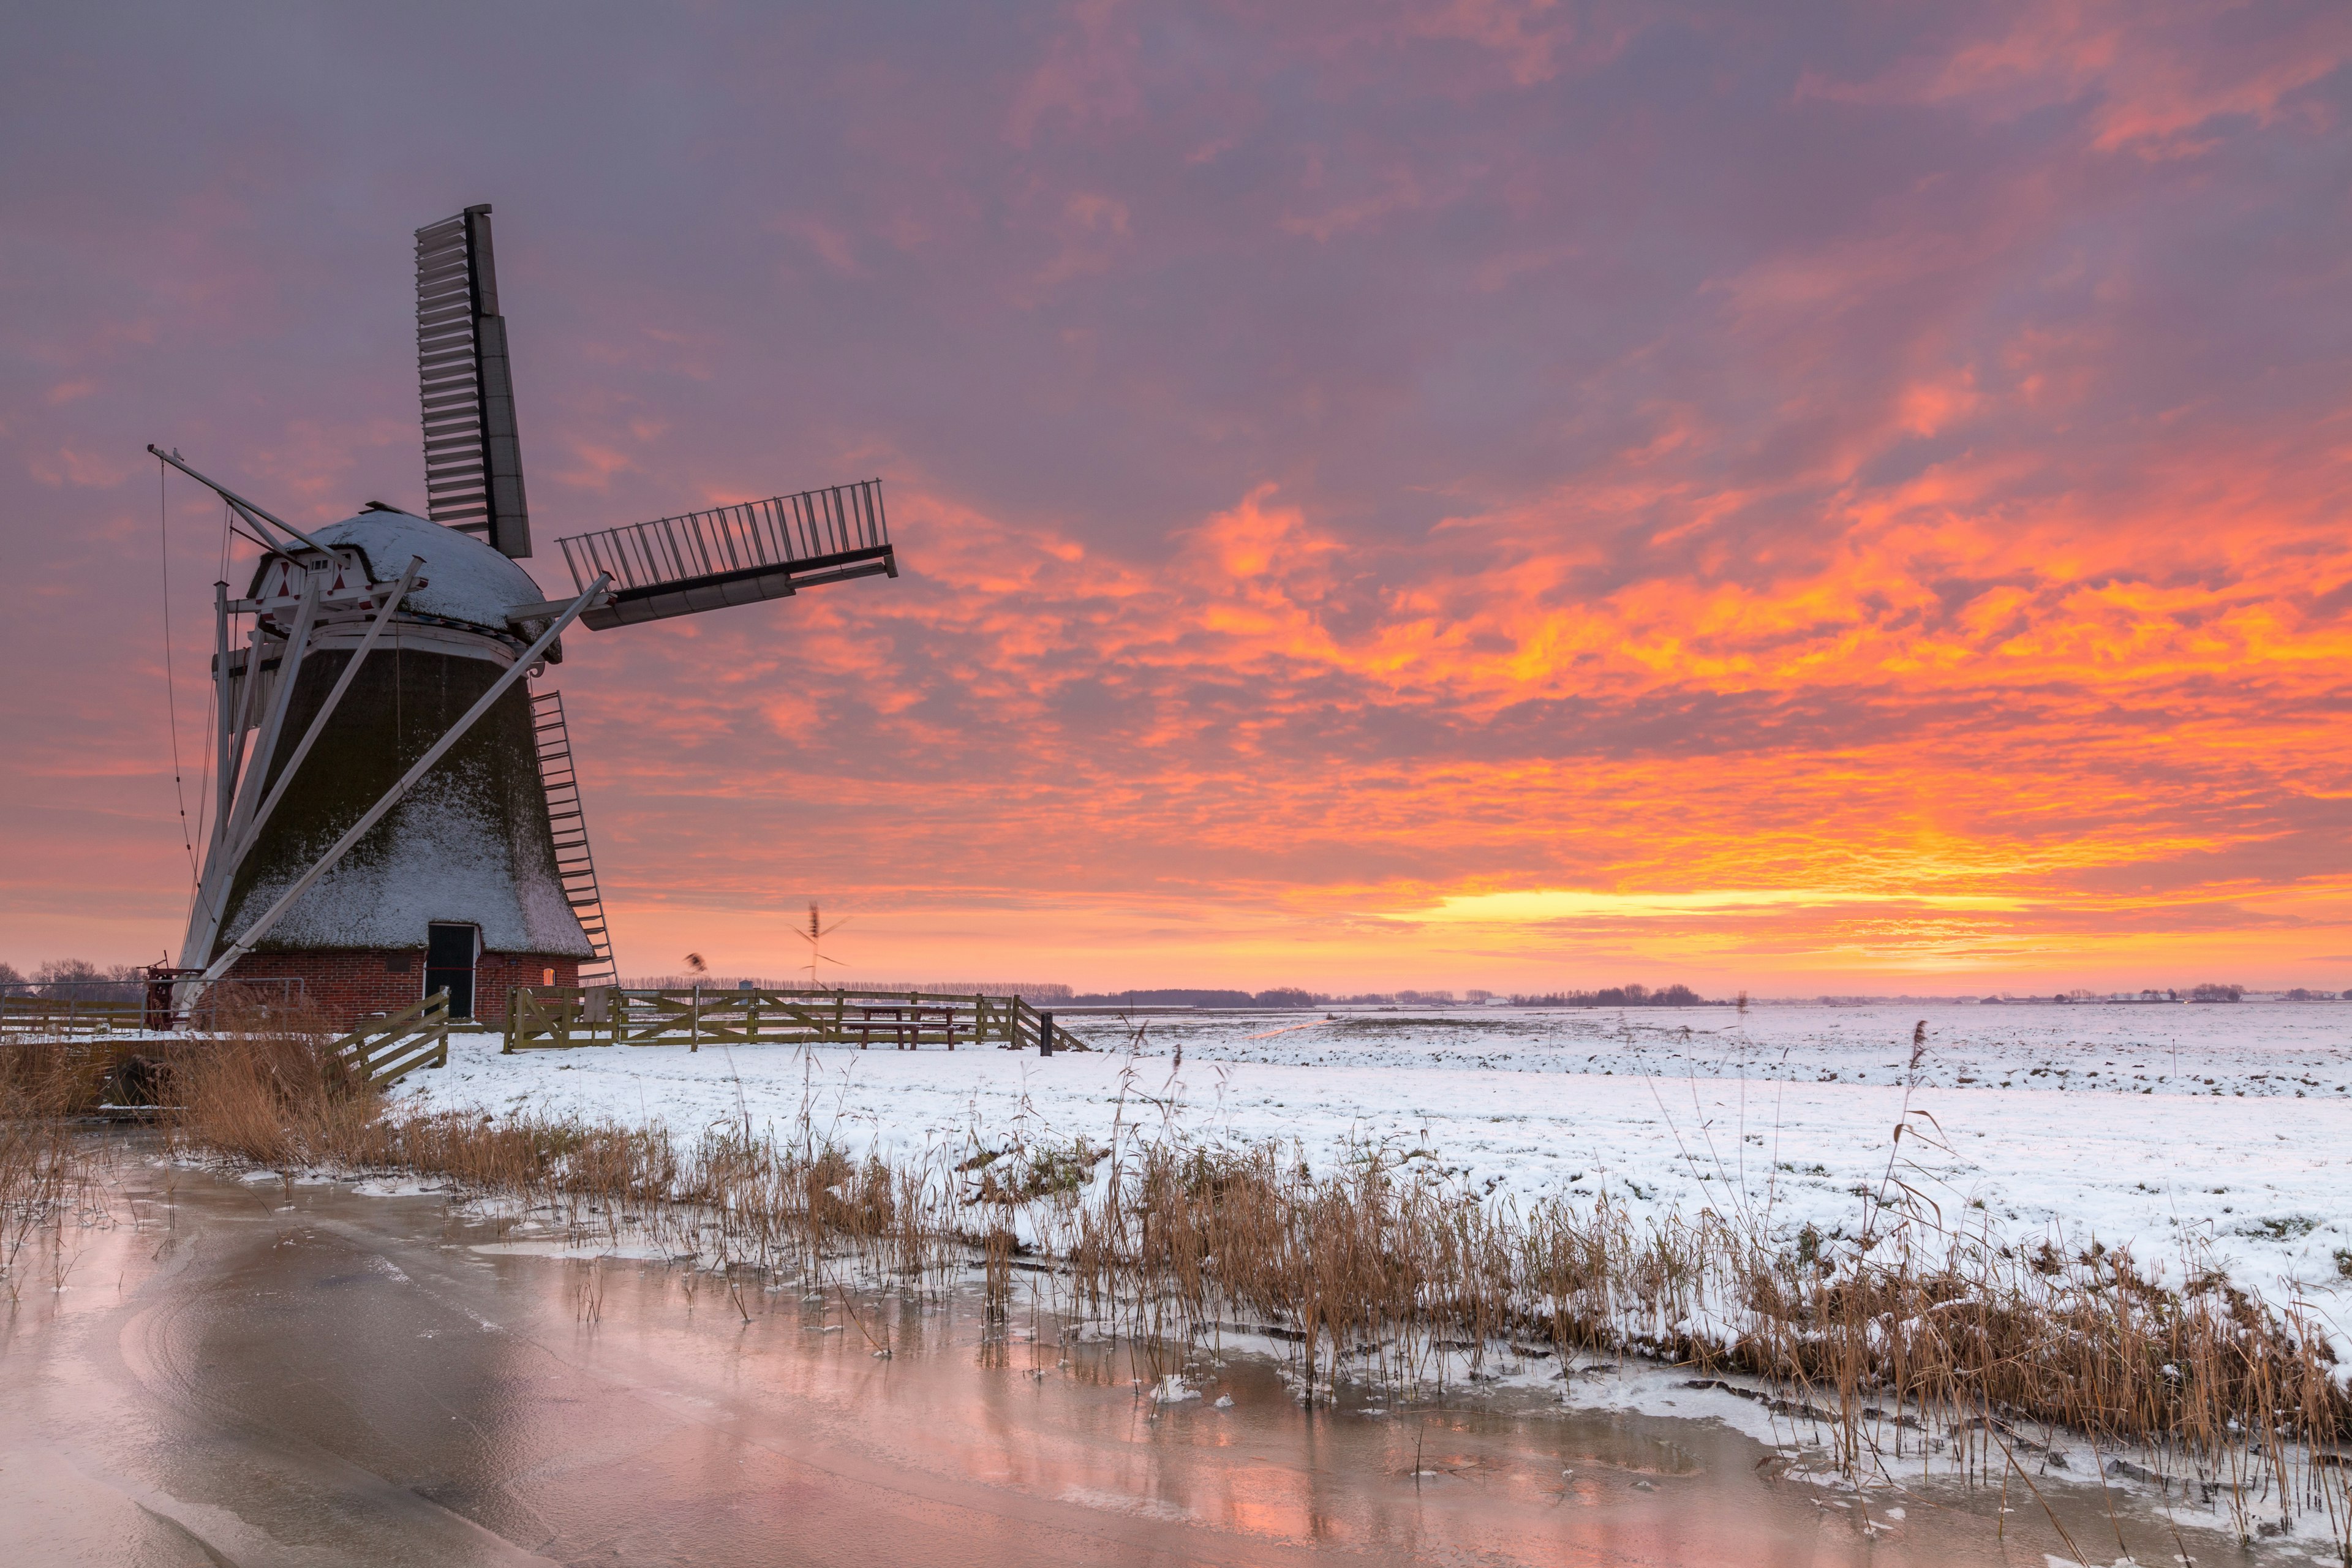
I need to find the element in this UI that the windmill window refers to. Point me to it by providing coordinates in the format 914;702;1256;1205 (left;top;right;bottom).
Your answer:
424;922;480;1020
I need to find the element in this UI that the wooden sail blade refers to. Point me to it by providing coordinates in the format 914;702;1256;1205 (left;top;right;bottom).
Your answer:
415;205;532;559
550;481;895;630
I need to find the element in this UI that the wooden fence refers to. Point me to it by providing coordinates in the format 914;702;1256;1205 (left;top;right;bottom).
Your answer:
503;986;1064;1054
1;978;309;1036
1;994;145;1036
331;989;451;1088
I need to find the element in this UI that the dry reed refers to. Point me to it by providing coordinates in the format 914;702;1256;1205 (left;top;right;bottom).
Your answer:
0;1038;117;1305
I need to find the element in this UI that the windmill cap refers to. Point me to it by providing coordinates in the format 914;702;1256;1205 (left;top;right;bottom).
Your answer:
295;508;549;633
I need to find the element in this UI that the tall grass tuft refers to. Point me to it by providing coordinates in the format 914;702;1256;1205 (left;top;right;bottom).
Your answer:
0;1039;110;1305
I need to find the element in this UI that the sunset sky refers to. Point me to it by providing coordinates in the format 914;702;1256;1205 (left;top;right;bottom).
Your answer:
6;2;2351;995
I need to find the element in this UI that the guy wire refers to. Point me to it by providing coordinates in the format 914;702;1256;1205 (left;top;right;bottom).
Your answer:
186;497;235;928
158;456;198;890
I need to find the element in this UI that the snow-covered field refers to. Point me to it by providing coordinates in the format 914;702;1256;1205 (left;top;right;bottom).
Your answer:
398;1001;2352;1304
1096;999;2352;1099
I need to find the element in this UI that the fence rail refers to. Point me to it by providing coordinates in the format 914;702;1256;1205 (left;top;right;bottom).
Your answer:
1;994;143;1036
331;989;451;1088
1;978;307;1037
503;986;1068;1054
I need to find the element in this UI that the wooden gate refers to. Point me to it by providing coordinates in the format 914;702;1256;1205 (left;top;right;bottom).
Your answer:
331;989;451;1087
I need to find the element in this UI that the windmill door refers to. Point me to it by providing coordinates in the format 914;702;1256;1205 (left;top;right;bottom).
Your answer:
425;923;479;1019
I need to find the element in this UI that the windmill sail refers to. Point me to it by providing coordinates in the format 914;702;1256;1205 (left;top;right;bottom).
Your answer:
552;481;894;630
416;205;531;559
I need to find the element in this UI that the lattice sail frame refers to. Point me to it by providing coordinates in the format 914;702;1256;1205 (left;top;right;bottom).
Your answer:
553;481;894;630
416;205;531;559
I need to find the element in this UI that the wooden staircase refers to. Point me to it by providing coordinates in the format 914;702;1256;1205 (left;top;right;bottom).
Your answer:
529;689;619;987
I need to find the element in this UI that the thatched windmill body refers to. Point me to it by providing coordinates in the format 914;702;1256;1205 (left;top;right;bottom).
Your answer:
163;205;896;1022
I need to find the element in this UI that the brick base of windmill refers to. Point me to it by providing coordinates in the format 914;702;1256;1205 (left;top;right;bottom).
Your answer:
219;948;584;1027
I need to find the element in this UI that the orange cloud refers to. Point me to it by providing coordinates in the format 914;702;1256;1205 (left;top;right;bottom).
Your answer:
7;1;2350;995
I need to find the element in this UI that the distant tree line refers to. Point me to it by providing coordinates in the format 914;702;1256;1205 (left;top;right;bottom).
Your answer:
1063;987;1496;1009
1326;989;1472;1006
1068;989;1272;1008
1505;982;1716;1008
1951;984;2352;1003
2182;983;2352;1001
0;959;151;1003
1066;988;1328;1008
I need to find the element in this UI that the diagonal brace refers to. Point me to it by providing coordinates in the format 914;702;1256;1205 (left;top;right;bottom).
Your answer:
230;556;424;867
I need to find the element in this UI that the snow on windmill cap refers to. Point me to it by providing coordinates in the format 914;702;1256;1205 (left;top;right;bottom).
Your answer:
295;507;548;633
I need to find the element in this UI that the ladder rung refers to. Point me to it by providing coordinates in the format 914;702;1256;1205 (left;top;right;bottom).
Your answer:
531;688;615;980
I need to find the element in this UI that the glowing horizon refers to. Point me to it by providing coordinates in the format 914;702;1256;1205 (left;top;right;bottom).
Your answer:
5;4;2351;997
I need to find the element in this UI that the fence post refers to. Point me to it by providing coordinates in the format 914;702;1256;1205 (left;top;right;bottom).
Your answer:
1039;1010;1054;1057
690;982;701;1053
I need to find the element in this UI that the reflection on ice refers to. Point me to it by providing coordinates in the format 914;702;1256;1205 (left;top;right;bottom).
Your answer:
1;1152;2330;1567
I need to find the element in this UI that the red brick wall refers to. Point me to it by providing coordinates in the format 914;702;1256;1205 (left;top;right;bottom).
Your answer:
224;950;580;1027
473;952;581;1022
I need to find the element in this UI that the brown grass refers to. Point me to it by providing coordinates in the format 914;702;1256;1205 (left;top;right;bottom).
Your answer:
0;1039;112;1305
135;1023;2352;1552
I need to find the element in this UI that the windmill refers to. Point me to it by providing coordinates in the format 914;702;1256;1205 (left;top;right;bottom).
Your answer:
158;203;897;1023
